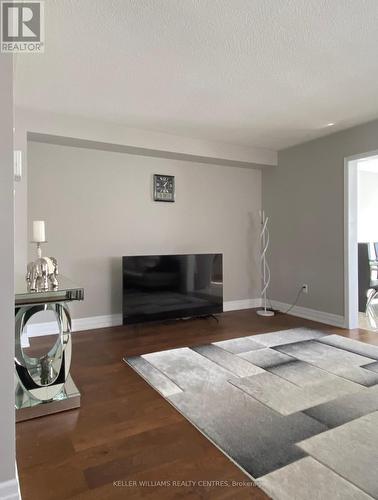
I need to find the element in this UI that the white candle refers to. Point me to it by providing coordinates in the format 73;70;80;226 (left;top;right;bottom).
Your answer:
33;220;46;242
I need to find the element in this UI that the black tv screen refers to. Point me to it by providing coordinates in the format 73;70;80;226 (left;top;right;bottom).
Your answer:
122;254;223;324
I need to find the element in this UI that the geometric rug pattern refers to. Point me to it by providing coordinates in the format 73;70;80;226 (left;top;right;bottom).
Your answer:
125;328;378;499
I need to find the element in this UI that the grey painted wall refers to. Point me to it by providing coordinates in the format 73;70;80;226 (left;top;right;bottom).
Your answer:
0;56;16;484
28;142;262;320
263;119;378;317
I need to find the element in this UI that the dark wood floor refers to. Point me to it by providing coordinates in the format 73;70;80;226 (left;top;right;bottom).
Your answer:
16;310;378;500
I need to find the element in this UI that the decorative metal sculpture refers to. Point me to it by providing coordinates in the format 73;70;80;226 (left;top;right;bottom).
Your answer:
26;241;59;292
26;256;58;292
257;210;275;317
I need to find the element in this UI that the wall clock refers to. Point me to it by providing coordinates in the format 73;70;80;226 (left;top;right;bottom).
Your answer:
153;174;175;202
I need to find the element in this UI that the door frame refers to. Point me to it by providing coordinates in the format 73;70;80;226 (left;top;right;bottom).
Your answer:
344;149;378;328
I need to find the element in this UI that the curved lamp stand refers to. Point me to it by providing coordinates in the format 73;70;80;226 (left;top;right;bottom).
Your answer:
257;210;275;317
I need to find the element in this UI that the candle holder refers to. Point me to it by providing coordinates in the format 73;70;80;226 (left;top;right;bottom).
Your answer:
33;240;46;259
26;241;59;293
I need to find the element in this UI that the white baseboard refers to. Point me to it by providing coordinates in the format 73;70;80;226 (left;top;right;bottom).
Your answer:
72;313;123;331
24;298;344;337
25;300;262;338
223;298;262;311
0;478;21;500
25;313;123;338
270;300;345;328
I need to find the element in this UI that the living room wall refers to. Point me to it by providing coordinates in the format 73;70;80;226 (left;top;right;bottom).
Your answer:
28;141;262;322
0;55;17;496
263;118;378;319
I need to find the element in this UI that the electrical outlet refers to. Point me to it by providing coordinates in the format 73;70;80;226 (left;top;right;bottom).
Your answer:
302;284;309;294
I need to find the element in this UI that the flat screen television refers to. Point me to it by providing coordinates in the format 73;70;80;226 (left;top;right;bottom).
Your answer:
122;253;223;324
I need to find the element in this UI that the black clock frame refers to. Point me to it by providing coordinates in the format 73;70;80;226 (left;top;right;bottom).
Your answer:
153;174;175;202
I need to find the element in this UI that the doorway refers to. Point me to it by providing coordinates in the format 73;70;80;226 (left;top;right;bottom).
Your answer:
345;152;378;330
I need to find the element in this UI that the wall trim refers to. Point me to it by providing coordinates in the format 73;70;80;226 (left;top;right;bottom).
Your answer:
25;300;262;337
25;313;123;337
24;298;344;336
223;298;262;312
0;478;21;500
270;300;345;328
344;150;378;329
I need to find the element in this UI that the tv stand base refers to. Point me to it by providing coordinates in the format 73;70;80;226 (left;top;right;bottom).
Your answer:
179;314;219;323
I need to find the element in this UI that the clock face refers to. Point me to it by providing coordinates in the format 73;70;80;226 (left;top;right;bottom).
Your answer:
154;174;175;202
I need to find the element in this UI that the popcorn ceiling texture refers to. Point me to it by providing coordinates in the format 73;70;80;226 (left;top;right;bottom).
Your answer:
14;0;378;150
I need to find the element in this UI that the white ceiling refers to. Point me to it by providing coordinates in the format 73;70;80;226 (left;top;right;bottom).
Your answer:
14;0;378;150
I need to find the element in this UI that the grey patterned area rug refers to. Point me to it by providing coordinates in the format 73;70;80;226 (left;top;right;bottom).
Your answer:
124;328;378;500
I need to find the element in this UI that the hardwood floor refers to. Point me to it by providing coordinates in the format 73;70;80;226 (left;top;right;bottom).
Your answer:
16;310;378;500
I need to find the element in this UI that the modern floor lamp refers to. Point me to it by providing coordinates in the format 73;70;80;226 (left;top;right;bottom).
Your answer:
257;210;274;317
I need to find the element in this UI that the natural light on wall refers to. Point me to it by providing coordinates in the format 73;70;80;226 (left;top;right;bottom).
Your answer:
358;156;378;242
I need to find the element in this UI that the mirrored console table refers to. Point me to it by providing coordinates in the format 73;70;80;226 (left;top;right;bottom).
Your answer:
15;276;84;422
